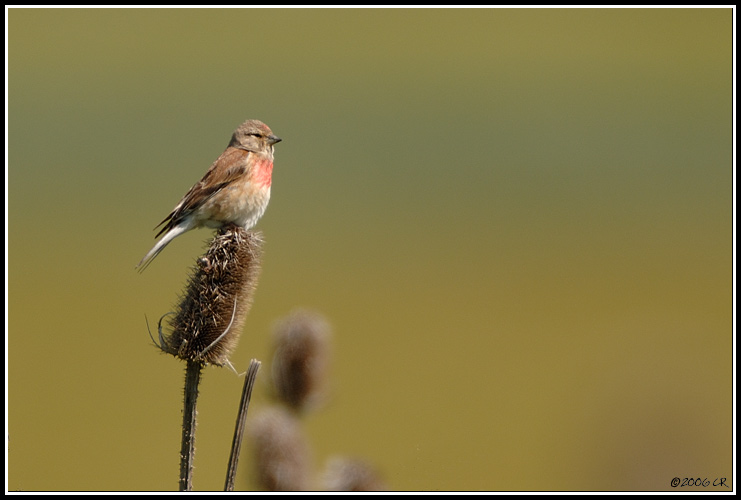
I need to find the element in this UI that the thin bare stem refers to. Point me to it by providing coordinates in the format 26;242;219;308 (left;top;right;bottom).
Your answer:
224;359;262;491
179;359;203;491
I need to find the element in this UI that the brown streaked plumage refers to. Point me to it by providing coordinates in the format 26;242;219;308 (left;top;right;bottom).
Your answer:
136;119;281;271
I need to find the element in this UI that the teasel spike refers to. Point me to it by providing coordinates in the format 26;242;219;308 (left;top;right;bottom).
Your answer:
270;309;332;413
249;407;312;491
158;225;264;366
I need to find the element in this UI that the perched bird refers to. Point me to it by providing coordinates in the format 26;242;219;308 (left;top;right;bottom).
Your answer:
137;119;281;271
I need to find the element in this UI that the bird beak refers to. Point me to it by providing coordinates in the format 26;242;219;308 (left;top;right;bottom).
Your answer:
268;135;282;145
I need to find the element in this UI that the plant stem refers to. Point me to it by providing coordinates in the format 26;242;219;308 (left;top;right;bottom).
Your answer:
179;359;203;491
224;359;262;491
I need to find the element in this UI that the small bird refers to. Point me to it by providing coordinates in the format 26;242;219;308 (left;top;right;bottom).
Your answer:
137;119;281;271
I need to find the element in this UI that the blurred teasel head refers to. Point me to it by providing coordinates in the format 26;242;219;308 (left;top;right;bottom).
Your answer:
249;406;312;491
270;309;332;413
321;456;388;492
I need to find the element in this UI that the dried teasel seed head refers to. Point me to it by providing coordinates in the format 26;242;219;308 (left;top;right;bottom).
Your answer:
271;309;331;412
321;457;388;491
322;457;387;492
159;226;263;366
249;407;312;491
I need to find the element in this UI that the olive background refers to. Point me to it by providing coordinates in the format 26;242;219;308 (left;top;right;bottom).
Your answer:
8;8;733;491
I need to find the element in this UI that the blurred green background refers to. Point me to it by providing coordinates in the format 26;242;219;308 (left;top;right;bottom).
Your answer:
7;8;732;492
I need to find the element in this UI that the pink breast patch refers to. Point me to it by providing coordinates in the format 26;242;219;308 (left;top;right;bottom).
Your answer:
253;158;273;187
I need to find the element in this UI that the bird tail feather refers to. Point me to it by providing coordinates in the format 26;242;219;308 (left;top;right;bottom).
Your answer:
136;223;189;272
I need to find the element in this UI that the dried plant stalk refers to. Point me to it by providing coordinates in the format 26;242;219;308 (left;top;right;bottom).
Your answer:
224;359;262;491
151;226;263;490
179;360;202;491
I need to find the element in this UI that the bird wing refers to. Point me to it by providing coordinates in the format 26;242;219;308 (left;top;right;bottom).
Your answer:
154;147;252;238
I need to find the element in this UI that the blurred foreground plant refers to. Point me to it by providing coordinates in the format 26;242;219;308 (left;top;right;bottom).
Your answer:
248;309;388;491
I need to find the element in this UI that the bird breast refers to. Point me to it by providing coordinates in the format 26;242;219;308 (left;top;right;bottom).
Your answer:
198;181;271;230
